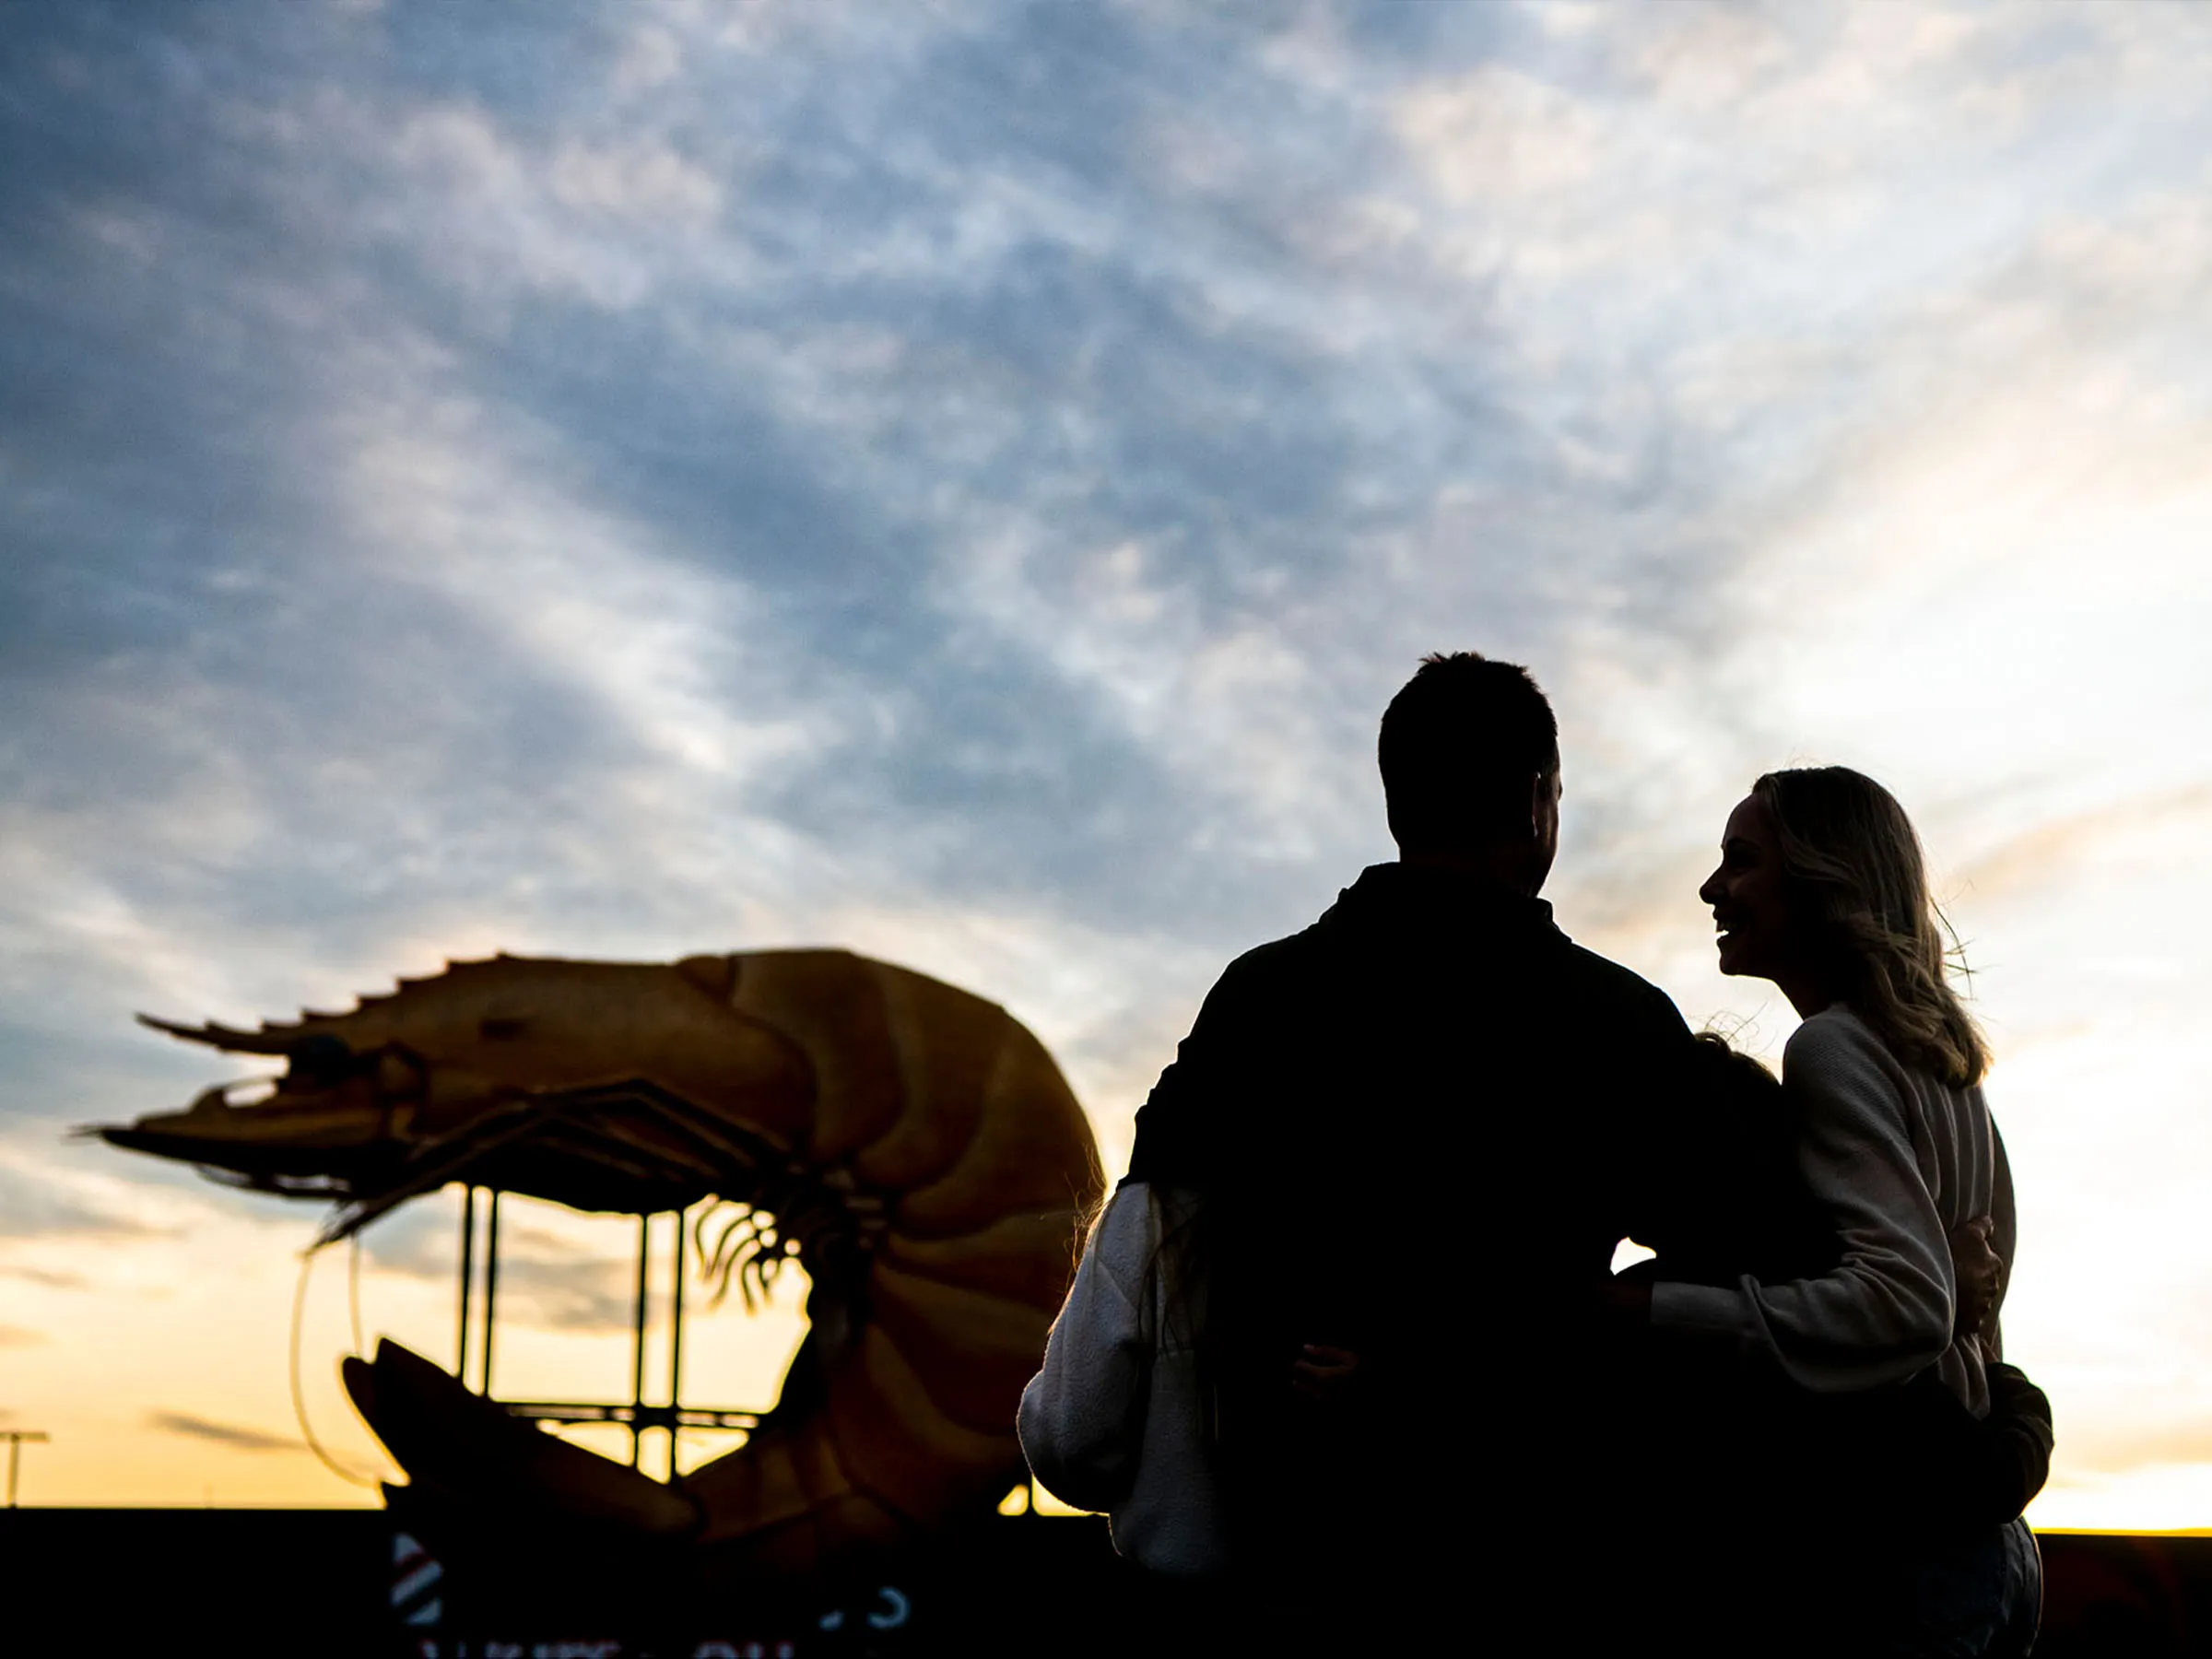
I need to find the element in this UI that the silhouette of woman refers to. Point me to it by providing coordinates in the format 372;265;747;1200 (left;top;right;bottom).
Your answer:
1630;767;2042;1656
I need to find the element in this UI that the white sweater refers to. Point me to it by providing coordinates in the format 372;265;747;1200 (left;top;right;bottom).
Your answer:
1652;1006;2014;1416
1016;1182;1228;1578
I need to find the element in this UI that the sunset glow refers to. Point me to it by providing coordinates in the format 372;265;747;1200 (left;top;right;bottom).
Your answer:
5;2;2212;1531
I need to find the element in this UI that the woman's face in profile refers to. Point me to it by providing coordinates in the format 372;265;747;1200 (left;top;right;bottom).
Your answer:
1699;794;1796;982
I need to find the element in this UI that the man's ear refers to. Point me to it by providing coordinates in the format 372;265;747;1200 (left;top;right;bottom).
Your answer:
1526;771;1547;839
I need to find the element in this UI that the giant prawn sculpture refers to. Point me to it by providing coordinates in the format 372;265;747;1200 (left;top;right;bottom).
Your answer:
91;949;1102;1593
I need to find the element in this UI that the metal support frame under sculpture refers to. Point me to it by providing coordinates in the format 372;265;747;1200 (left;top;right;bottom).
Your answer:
452;1189;761;1469
91;948;1102;1596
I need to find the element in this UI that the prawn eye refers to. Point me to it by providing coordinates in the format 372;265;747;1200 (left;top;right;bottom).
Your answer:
287;1033;354;1084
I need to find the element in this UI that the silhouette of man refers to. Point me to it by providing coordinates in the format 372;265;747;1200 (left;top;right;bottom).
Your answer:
1124;652;1710;1638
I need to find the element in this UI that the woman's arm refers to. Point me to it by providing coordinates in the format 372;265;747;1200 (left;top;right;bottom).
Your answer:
1648;1014;1954;1391
1986;1117;2018;1362
1016;1183;1156;1514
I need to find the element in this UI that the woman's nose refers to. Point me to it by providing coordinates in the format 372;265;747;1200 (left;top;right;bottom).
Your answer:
1698;866;1724;905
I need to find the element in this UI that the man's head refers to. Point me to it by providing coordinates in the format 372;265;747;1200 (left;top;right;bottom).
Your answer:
1378;652;1560;892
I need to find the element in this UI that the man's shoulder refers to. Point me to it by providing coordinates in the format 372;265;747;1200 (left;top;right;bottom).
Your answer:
1206;896;1688;1032
1189;924;1331;1021
1218;924;1327;982
1548;938;1692;1033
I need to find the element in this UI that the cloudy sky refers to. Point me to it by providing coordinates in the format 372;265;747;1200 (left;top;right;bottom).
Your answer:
5;0;2212;1525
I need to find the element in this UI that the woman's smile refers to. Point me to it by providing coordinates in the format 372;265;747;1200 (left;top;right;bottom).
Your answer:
1700;796;1794;983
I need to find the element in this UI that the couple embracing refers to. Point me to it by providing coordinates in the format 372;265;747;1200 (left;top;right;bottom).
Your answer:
1020;652;2051;1656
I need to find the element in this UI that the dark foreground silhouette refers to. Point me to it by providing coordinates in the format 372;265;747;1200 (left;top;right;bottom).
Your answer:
0;1508;2195;1657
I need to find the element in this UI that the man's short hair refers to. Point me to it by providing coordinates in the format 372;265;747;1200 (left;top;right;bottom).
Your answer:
1378;652;1559;849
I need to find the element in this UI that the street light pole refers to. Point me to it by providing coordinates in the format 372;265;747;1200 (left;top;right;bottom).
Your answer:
3;1431;50;1506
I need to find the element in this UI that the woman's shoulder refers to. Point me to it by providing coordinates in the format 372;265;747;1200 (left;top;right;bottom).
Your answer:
1094;1180;1195;1258
1783;1006;1915;1108
1785;1005;1888;1062
1097;1179;1156;1240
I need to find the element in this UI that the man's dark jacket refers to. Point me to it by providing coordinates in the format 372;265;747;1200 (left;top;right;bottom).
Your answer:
1125;865;1725;1578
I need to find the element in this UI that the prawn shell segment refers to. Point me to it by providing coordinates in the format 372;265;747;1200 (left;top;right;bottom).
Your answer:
825;1325;1030;1522
861;1261;1059;1436
690;950;1099;1556
878;1207;1090;1311
894;1021;1097;1238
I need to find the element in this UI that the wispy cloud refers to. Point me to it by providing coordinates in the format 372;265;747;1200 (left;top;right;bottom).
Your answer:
0;1163;163;1241
361;1208;639;1335
0;1265;87;1290
488;1253;640;1336
1958;786;2212;906
146;1411;303;1454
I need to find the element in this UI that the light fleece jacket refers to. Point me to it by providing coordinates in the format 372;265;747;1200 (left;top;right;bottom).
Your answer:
1016;1182;1228;1578
1653;1005;2015;1415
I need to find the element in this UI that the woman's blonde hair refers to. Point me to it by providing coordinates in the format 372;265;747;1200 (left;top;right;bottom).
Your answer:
1754;767;1990;1087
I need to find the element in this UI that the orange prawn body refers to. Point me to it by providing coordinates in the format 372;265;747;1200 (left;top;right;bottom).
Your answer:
98;948;1103;1581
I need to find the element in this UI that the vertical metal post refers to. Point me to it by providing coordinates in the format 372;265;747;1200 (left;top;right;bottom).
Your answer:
481;1190;501;1396
630;1211;651;1468
668;1206;686;1477
456;1185;477;1384
3;1432;46;1507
